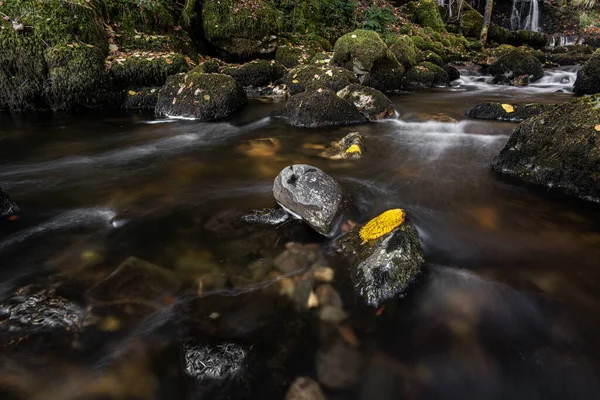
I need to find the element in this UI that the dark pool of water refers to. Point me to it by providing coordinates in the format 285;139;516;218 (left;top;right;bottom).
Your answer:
1;67;600;399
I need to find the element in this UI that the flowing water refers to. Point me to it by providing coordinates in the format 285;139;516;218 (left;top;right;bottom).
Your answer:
511;0;541;32
2;67;600;399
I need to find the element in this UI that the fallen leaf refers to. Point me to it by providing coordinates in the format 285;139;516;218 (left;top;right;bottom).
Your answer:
292;79;299;84
595;124;600;131
165;58;173;64
501;103;514;113
108;43;118;52
127;90;137;96
203;94;211;101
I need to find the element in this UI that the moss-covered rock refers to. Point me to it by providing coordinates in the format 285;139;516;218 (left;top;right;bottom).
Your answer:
222;60;286;87
419;50;445;66
283;65;358;95
387;35;419;69
405;0;447;32
275;46;315;68
273;88;367;128
109;53;189;89
320;132;366;160
421;62;449;86
492;95;600;202
333;29;404;92
156;72;247;120
574;49;600;95
461;8;483;38
402;64;435;89
311;53;333;65
202;0;280;60
489;48;544;82
443;65;460;82
409;35;445;60
100;0;175;33
122;87;160;109
337;84;395;121
196;59;222;74
45;44;116;110
467;102;552;122
0;187;19;219
338;211;424;307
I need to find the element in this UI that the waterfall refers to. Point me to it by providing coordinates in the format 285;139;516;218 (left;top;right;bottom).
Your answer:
511;0;540;32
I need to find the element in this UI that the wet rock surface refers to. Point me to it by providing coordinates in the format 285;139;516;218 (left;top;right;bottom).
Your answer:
574;49;600;95
338;211;425;307
337;84;396;121
319;132;366;160
155;72;247;120
492;95;600;202
489;48;544;83
221;60;286;88
467;102;552;122
273;165;347;237
0;187;19;219
273;88;367;128
283;65;358;96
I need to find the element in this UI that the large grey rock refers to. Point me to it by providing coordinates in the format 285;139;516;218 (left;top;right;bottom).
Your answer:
338;214;424;307
0;187;19;218
273;165;347;237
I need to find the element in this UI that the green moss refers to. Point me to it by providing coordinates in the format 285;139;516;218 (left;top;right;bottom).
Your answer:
311;52;333;65
45;44;116;110
407;0;447;32
387;35;418;69
221;60;286;87
420;50;444;66
109;53;189;89
574;49;600;95
461;9;483;38
420;61;449;86
122;87;160;109
410;35;446;59
284;64;358;95
196;60;222;74
402;65;435;90
99;0;175;33
202;0;280;59
489;48;544;81
276;46;314;68
333;29;390;72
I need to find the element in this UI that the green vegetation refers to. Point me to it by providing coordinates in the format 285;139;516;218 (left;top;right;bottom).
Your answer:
363;5;397;34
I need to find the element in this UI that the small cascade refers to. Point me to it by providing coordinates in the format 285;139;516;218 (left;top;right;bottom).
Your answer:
548;34;581;47
511;0;540;32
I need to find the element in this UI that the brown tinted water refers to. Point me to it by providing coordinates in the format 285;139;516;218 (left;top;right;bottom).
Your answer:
1;67;600;399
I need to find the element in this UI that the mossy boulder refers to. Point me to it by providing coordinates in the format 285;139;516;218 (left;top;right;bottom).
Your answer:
156;72;247;120
338;210;424;307
443;65;460;82
405;0;447;32
421;62;449;86
333;30;405;92
467;102;551;122
283;65;358;95
461;8;483;38
273;88;367;128
574;49;600;95
45;44;116;110
320;132;366;160
419;50;445;66
492;95;600;202
0;187;19;219
402;64;435;89
337;84;396;121
275;46;315;68
311;53;333;65
548;50;592;66
488;48;544;82
387;35;419;69
409;36;446;62
222;60;286;87
196;59;222;74
122;87;160;109
202;0;280;60
101;0;175;33
109;53;189;89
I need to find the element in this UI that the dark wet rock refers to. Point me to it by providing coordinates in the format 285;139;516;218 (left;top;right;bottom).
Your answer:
0;188;19;219
338;211;424;307
273;164;347;237
184;342;247;381
273;88;367;128
387;35;419;69
311;53;333;65
122;87;159;109
108;53;189;90
574;49;600;96
336;85;395;121
285;377;328;400
283;65;358;96
443;65;461;82
467;102;552;122
548;45;593;66
333;30;405;92
489;48;544;83
196;59;222;74
319;132;366;160
221;60;286;88
155;72;247;120
421;62;449;87
492;95;600;202
316;337;363;389
241;208;291;225
86;256;181;304
402;65;435;90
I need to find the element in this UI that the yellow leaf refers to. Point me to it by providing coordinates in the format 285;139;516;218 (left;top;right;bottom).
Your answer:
165;58;173;64
501;104;514;113
359;209;406;244
203;94;211;101
292;79;299;84
127;90;137;96
595;124;600;131
346;144;362;154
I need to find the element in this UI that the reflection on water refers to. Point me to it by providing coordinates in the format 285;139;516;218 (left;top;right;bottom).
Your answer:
1;67;600;399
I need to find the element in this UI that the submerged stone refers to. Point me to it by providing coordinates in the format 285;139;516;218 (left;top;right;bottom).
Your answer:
492;95;600;202
338;211;424;307
320;132;366;160
273;164;347;237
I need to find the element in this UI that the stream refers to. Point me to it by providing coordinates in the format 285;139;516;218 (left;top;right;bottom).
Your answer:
2;66;600;399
